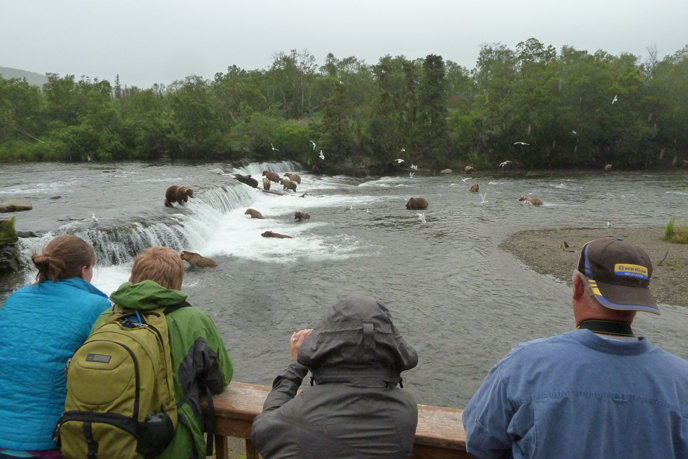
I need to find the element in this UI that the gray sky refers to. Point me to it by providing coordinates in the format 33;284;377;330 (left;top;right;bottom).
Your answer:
1;0;686;89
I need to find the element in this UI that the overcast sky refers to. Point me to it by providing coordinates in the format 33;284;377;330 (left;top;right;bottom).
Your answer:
2;0;686;89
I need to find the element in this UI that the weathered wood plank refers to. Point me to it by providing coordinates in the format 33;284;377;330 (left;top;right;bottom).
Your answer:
205;381;468;457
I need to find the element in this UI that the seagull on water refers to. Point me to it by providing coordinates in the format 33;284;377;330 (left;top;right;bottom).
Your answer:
319;150;325;160
499;160;512;168
607;221;613;228
395;158;405;164
410;164;418;171
91;213;98;222
310;140;316;150
514;141;530;146
612;95;618;104
271;143;279;151
366;209;371;213
417;213;426;223
409;172;415;179
480;192;488;204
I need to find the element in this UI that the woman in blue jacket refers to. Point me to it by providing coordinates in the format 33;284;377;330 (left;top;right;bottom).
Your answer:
0;235;111;459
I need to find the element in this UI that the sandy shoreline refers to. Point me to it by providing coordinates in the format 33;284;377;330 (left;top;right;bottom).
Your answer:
500;227;688;308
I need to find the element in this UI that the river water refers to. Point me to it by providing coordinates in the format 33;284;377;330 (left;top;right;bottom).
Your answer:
1;161;687;408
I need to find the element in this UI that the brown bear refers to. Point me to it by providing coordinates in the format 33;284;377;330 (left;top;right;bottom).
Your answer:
263;170;281;183
180;251;218;267
245;208;265;219
175;186;194;204
262;177;271;191
465;165;475;174
406;197;429;210
261;231;293;239
469;183;479;192
280;178;297;192
294;211;310;220
164;185;180;207
519;196;543;206
604;163;612;173
284;173;302;184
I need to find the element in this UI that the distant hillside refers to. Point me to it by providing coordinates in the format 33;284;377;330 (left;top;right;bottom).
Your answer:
0;66;49;87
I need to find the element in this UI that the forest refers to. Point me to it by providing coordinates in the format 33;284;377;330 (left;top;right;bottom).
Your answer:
1;38;687;174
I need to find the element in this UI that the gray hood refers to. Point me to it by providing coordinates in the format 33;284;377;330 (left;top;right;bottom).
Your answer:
297;296;418;385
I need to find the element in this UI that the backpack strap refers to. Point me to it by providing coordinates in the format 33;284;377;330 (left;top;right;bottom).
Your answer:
163;301;191;315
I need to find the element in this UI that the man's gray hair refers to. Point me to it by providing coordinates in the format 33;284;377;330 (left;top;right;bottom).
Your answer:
572;269;608;313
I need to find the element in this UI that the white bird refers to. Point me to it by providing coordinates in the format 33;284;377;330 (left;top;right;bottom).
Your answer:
271;143;279;151
310;140;316;150
319;150;325;160
366;208;371;213
349;205;353;210
572;130;577;135
395;158;405;164
409;172;415;179
461;177;472;182
514;141;530;146
91;213;98;222
480;192;488;204
607;221;613;228
499;160;512;168
400;148;406;153
612;95;618;104
417;213;426;223
410;164;418;171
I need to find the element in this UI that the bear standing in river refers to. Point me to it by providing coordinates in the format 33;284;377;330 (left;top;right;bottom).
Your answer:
406;197;429;209
180;251;218;267
165;185;194;207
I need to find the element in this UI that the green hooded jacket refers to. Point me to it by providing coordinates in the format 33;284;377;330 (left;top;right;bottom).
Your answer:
97;280;233;459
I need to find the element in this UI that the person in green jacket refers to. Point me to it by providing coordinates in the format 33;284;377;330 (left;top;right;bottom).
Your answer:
99;246;233;458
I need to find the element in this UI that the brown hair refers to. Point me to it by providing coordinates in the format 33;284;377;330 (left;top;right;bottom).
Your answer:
32;235;96;284
130;246;184;290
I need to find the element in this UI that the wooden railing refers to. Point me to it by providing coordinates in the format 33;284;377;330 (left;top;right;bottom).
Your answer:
206;381;469;459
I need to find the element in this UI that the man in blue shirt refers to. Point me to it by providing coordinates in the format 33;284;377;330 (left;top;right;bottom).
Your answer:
463;238;688;458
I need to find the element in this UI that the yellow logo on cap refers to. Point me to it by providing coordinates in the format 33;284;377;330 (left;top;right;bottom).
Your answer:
614;263;648;279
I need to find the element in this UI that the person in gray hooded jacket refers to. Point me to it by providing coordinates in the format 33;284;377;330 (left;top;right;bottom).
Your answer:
251;295;419;459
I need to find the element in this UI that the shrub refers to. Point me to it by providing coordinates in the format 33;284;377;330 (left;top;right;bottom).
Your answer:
0;217;18;244
663;217;688;244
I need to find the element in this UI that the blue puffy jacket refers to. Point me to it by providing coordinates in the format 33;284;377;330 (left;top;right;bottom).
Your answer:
0;278;111;451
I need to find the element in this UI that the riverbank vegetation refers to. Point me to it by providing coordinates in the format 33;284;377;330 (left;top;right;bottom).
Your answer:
663;218;688;244
1;39;687;172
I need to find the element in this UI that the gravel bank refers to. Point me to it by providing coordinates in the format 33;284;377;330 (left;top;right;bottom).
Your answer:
500;227;688;308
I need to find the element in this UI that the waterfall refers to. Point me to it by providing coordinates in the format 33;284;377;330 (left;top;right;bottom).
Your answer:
18;180;261;269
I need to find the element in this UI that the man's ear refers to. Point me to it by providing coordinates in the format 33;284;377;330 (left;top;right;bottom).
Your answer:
572;274;585;300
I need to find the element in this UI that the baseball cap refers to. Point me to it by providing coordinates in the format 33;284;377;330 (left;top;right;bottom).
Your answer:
577;238;659;314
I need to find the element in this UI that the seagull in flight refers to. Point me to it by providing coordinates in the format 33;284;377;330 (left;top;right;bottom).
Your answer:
417;213;426;223
310;140;316;150
400;148;406;153
612;95;618;104
410;164;418;171
499;160;512;168
395;158;405;164
514;141;530;146
409;172;415;179
319;150;325;160
461;177;473;182
480;192;488;204
572;130;577;135
271;143;279;151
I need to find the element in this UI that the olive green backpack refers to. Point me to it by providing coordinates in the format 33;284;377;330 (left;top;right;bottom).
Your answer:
54;302;188;459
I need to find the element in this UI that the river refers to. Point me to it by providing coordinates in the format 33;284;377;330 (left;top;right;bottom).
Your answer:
1;161;687;408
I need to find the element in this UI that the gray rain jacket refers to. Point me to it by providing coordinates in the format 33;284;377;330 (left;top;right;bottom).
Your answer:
251;296;419;459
